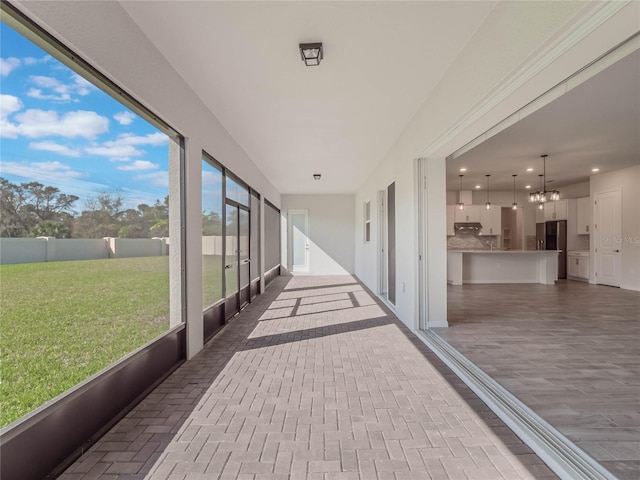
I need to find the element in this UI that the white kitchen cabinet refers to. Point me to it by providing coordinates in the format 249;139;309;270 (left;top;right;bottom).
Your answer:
568;251;590;280
568;255;579;277
480;206;501;235
577;197;590;234
446;205;455;236
579;256;590;279
544;199;568;221
454;205;481;223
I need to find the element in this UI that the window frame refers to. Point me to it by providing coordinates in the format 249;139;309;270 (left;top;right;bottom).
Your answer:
364;200;371;243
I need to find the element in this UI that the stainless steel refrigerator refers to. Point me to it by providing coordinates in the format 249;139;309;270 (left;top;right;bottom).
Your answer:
536;220;567;279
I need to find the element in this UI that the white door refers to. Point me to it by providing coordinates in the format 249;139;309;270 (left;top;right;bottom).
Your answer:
378;190;387;296
289;210;309;272
594;189;622;287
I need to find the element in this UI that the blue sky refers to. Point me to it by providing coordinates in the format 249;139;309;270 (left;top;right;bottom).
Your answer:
0;23;170;211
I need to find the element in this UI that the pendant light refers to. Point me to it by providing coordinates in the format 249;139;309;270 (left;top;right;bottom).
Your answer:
536;174;544;210
528;154;560;205
484;174;491;210
457;174;465;210
512;174;518;210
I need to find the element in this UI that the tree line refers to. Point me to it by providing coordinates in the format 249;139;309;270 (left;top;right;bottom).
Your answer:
0;177;170;239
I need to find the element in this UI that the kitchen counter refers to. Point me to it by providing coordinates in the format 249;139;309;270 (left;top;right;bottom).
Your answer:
448;250;547;253
448;250;558;285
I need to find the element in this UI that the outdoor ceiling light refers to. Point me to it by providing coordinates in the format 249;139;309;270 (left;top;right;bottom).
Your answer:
299;42;323;66
313;174;321;180
528;154;560;205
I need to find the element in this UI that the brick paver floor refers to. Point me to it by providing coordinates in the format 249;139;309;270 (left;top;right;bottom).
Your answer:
60;275;558;480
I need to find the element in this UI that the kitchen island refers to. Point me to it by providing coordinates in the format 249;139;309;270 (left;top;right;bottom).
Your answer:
447;250;558;285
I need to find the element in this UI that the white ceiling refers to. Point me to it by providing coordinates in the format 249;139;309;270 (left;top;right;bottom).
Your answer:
119;1;497;194
446;48;640;193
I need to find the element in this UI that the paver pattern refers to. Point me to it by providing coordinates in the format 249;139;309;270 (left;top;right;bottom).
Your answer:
61;275;557;479
437;280;640;480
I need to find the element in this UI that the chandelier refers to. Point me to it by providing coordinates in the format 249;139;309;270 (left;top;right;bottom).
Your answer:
528;154;559;207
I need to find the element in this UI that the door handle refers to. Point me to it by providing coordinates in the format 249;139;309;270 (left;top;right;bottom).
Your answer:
225;264;234;269
614;249;620;253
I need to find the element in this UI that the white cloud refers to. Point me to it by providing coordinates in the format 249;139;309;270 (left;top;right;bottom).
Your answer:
23;55;51;66
85;144;142;161
113;111;136;126
9;109;109;139
1;94;23;119
0;160;85;181
27;73;93;102
27;88;71;102
114;132;167;147
85;132;167;161
29;140;81;157
0;95;25;138
0;57;21;76
202;169;223;187
135;171;169;188
117;160;159;171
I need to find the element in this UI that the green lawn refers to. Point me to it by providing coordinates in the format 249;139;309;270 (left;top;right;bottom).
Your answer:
0;256;171;427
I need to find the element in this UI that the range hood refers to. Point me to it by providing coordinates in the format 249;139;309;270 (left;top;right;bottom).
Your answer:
454;222;483;233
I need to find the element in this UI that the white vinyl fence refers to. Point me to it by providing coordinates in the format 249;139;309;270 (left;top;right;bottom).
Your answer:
0;237;170;265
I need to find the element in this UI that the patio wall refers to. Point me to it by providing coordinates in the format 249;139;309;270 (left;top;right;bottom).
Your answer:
0;237;169;265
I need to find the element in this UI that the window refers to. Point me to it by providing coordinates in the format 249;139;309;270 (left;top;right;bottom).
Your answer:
364;200;371;243
202;158;224;308
225;174;249;206
0;21;181;427
264;200;281;284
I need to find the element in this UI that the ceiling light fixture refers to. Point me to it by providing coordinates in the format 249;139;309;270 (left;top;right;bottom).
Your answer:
460;168;467;172
475;185;481;189
592;168;600;172
512;174;518;210
484;174;491;210
528;154;560;206
457;174;465;210
525;185;531;189
299;42;323;66
313;173;321;180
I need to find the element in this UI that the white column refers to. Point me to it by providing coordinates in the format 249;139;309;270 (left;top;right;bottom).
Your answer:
170;139;203;358
424;157;448;328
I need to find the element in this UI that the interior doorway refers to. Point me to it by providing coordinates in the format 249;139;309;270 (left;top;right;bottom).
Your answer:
289;209;309;273
378;182;396;305
594;189;622;287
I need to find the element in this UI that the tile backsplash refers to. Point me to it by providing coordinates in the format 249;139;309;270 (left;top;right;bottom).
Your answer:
447;233;498;250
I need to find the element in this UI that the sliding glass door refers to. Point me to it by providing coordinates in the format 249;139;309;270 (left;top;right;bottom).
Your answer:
224;202;250;320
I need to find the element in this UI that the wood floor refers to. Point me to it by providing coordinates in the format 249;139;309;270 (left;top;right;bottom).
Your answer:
434;280;640;480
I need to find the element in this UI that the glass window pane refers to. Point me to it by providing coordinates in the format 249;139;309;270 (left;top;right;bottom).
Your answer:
226;175;249;206
0;23;178;428
225;205;239;295
239;209;250;289
202;159;223;308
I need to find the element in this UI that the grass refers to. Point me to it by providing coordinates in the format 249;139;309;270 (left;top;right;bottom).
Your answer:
0;256;171;428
